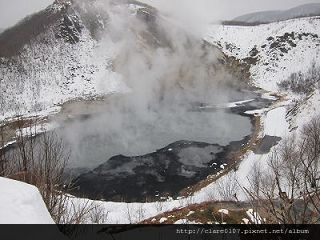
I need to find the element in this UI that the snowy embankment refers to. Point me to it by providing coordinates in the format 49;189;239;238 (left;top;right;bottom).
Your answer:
0;177;54;224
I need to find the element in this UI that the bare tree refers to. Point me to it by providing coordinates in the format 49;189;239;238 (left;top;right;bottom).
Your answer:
1;115;112;224
245;116;320;224
154;200;164;212
4;120;71;221
126;203;133;224
135;203;146;223
57;197;108;224
89;202;109;224
0;120;7;176
217;172;239;201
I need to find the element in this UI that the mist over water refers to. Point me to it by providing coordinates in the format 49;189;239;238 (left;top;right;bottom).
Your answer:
59;107;251;169
58;0;254;170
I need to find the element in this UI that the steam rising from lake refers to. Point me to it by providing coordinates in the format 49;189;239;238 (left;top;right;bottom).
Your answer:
58;0;252;169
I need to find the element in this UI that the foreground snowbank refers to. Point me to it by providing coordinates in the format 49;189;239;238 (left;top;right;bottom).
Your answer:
0;177;54;224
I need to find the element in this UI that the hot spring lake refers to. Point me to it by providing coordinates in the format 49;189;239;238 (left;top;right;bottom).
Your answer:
54;90;274;202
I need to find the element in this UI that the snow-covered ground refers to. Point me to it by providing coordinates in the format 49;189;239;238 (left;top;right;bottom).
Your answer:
0;177;54;224
288;89;320;132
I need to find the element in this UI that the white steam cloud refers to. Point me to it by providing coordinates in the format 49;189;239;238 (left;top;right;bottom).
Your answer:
59;0;252;169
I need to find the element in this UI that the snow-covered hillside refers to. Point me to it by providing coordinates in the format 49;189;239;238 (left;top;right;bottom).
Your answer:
0;0;160;121
206;17;320;92
0;177;54;224
205;16;320;141
233;3;320;24
0;1;116;121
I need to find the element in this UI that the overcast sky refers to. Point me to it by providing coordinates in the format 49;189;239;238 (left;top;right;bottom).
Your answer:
0;0;54;29
140;0;318;23
0;0;318;29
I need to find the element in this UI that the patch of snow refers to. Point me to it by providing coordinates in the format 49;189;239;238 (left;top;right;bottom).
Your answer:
226;99;255;108
242;218;250;224
174;219;201;224
187;211;195;216
218;209;229;215
289;90;320;132
127;3;145;13
211;162;217;167
16;122;60;138
200;99;255;110
159;217;167;223
0;140;16;149
0;177;54;224
174;219;188;224
264;106;290;137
